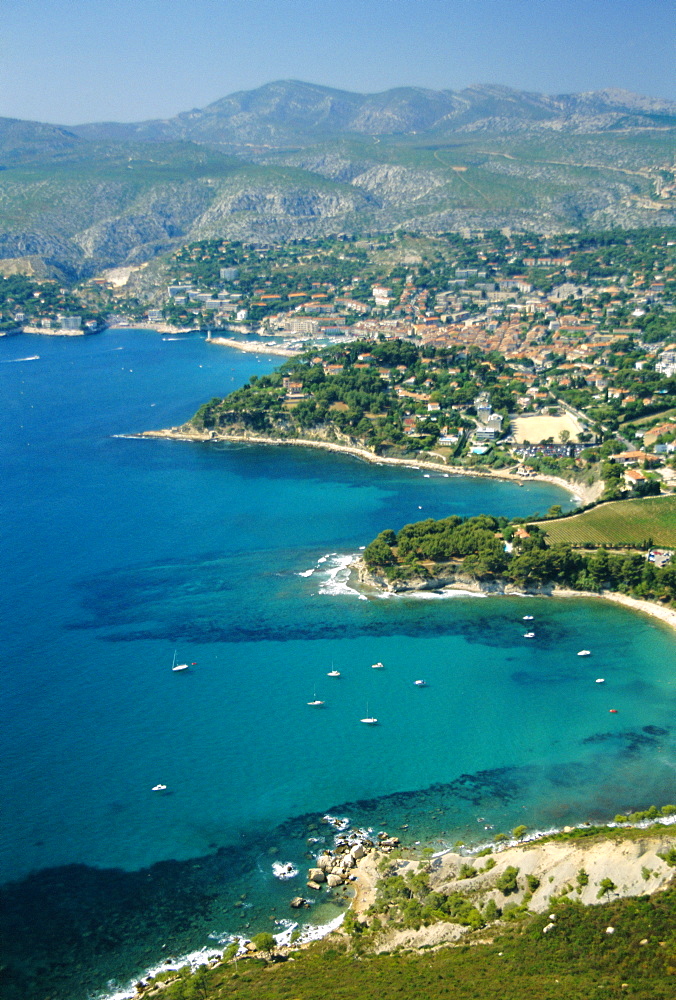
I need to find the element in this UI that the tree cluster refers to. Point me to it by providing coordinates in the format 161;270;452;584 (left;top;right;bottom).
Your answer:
363;514;676;603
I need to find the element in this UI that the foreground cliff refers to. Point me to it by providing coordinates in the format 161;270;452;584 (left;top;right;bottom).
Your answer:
137;818;676;1000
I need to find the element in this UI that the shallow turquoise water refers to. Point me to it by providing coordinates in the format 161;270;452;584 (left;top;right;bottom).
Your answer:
1;329;674;1000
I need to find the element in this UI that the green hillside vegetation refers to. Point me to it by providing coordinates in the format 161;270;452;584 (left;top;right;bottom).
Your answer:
191;340;488;455
537;496;676;547
362;513;676;603
144;883;676;1000
0;273;103;330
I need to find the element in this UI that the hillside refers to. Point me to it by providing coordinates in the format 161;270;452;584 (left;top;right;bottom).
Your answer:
0;82;675;276
129;821;676;1000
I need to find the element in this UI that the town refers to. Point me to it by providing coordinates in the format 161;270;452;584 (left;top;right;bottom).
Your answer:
2;226;676;493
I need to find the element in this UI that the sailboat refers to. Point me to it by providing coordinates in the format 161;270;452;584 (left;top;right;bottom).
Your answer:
307;688;324;707
361;702;378;725
327;661;341;677
171;650;189;672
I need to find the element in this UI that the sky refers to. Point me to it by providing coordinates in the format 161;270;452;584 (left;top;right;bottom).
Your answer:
0;0;674;125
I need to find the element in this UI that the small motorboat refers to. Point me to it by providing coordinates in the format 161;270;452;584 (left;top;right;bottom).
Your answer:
595;678;605;684
371;661;385;669
609;709;618;713
577;650;591;657
523;632;535;638
523;615;534;621
152;784;167;792
414;680;427;687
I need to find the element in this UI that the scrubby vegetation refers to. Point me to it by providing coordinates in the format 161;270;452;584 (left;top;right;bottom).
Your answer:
147;884;676;1000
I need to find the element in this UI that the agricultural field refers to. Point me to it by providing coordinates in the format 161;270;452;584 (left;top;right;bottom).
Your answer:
536;495;676;547
620;408;676;431
511;412;583;444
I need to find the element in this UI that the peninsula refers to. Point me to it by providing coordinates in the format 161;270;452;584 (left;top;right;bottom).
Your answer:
146;332;676;625
355;498;676;628
146;336;609;498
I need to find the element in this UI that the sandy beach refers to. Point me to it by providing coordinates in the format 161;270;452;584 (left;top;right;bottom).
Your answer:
141;425;602;505
551;587;676;635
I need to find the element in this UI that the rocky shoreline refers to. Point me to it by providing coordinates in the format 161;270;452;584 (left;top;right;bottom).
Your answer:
355;558;676;636
139;424;600;505
133;815;676;996
356;822;676;954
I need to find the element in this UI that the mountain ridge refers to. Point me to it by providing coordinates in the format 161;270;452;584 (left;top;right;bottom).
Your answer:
0;81;674;277
67;80;676;147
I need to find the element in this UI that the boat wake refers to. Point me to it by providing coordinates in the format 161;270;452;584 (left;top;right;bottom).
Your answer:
1;355;40;362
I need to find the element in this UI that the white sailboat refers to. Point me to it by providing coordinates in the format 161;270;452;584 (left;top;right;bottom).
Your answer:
307;688;324;707
171;649;189;672
361;702;378;724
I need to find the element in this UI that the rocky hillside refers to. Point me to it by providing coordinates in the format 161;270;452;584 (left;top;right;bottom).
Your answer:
70;82;676;146
0;81;674;277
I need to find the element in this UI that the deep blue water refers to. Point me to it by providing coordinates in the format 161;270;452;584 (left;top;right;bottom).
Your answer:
1;329;675;1000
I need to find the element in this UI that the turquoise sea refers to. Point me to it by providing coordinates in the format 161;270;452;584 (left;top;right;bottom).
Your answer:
1;329;675;1000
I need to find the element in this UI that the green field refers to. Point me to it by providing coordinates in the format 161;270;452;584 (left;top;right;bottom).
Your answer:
536;495;676;546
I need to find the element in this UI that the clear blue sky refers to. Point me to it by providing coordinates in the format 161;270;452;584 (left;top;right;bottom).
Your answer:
1;0;674;124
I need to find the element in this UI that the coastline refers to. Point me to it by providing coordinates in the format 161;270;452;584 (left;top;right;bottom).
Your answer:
137;426;675;633
355;559;676;637
139;425;601;505
20;326;88;336
207;336;300;357
551;586;676;635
